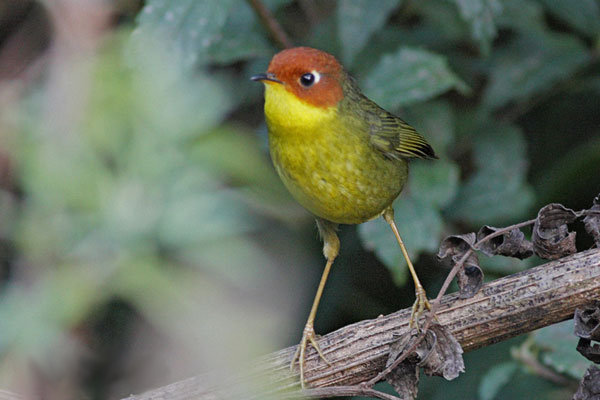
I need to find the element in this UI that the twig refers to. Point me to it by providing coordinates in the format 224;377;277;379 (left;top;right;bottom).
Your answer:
365;329;427;387
122;249;600;399
301;386;400;400
434;208;599;309
433;218;537;307
246;0;293;49
298;0;320;26
366;217;538;386
511;340;577;387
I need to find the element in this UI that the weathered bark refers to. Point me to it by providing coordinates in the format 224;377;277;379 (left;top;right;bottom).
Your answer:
122;249;600;399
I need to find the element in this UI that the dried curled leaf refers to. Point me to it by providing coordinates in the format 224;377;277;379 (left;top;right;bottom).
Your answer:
573;365;600;400
386;363;419;399
575;304;600;363
476;225;534;259
437;233;483;298
532;203;577;260
584;194;600;247
386;331;422;399
420;323;465;380
575;304;600;341
386;324;465;398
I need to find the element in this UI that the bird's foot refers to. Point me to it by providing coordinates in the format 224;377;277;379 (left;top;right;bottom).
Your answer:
409;286;435;330
290;323;331;388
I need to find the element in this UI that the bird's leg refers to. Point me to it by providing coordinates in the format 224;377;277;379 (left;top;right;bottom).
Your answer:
383;207;433;329
291;218;338;388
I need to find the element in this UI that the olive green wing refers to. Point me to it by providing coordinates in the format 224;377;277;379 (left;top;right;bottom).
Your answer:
339;75;437;160
366;105;437;160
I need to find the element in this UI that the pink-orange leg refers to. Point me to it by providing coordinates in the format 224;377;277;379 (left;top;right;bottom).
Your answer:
383;207;433;328
291;219;337;388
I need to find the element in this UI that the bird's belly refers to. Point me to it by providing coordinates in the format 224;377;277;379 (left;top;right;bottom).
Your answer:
270;137;408;225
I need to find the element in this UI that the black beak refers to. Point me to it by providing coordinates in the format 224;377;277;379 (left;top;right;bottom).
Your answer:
251;72;282;84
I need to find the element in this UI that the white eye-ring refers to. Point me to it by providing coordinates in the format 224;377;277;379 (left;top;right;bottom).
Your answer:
299;70;321;87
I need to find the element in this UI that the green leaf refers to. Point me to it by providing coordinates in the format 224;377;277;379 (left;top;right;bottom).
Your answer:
307;12;342;56
403;100;455;155
533;320;588;379
483;31;590;110
479;254;533;276
409;160;460;208
417;0;469;43
538;0;600;37
496;0;545;33
478;362;518;400
337;0;402;65
536;136;600;207
191;128;287;199
159;185;258;246
358;194;443;285
207;8;273;64
452;0;503;55
447;125;535;225
135;0;271;67
127;32;232;137
363;47;469;110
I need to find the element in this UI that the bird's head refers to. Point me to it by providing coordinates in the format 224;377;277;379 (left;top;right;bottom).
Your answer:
252;47;345;108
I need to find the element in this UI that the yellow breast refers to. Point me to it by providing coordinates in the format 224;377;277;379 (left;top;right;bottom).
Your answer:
263;82;407;224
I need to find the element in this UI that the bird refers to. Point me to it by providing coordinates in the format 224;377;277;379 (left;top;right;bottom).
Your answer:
251;46;437;387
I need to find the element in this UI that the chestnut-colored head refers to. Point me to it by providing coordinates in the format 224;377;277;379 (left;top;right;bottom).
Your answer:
254;47;345;108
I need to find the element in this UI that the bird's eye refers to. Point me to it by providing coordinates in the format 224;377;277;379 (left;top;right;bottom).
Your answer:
299;71;320;87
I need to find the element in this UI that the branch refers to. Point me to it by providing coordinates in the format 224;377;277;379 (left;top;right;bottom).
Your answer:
246;0;293;49
123;248;600;399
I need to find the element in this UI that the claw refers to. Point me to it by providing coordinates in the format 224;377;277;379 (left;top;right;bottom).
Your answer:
409;286;434;329
290;323;331;388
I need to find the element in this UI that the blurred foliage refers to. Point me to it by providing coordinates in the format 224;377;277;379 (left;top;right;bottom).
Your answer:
532;320;590;380
0;0;599;399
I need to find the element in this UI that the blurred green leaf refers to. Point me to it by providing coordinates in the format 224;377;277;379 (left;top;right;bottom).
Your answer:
448;125;535;225
178;236;275;288
126;33;232;138
207;7;273;64
533;320;588;379
5;28;278;364
135;0;271;68
538;0;600;37
417;0;469;43
0;190;17;238
496;0;545;33
363;47;469;110
478;362;518;400
535;136;600;207
483;31;590;110
452;0;503;55
352;4;464;78
403;100;455;155
358;194;443;285
307;12;342;56
409;160;460;208
159;183;258;246
136;0;233;65
479;254;534;276
191;128;285;196
337;0;402;65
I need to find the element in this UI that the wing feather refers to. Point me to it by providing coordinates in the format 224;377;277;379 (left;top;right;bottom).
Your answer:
340;74;437;160
362;97;437;160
